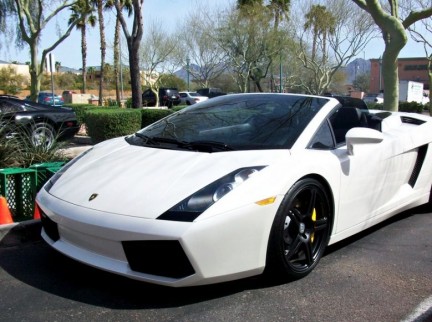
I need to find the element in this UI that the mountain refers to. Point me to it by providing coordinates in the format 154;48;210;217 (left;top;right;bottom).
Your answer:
174;59;371;86
345;58;370;83
174;64;201;81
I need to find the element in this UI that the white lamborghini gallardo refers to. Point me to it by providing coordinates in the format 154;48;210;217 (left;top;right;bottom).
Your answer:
36;93;432;287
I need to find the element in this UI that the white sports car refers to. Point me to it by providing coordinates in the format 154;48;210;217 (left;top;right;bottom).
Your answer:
36;93;432;287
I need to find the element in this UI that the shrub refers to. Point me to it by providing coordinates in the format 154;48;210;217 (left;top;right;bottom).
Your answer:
16;140;69;168
64;104;95;125
172;105;187;112
106;98;120;107
141;109;174;128
398;101;423;113
365;101;423;113
125;97;133;108
0;121;68;168
365;102;383;110
85;109;142;144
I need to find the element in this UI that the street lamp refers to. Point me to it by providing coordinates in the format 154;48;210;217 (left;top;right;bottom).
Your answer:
186;57;190;91
378;56;382;93
279;52;283;93
354;61;358;83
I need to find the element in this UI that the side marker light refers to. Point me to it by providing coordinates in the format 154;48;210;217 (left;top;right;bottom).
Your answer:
255;196;277;206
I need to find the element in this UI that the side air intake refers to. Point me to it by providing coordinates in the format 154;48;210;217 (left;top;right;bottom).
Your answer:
408;145;428;187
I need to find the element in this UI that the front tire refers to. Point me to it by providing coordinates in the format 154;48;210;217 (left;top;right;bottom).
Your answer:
266;178;332;279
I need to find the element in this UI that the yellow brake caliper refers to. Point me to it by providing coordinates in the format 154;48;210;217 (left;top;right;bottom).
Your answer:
311;208;316;243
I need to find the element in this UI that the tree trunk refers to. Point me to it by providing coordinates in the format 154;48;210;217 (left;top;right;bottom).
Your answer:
428;59;432;116
29;40;40;101
115;0;144;109
381;27;407;111
81;26;87;94
97;0;105;106
128;39;142;108
114;18;121;106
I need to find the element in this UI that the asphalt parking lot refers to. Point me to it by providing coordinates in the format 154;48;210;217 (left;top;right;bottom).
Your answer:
0;207;431;322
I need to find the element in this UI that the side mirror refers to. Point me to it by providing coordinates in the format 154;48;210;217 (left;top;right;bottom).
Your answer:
346;128;383;156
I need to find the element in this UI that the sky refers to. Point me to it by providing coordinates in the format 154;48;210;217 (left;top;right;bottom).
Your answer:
1;0;429;69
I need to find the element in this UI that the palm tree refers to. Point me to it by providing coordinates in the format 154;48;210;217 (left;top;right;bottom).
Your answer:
107;0;132;106
237;0;263;9
269;0;290;31
304;5;336;64
69;0;96;94
55;61;61;73
114;0;144;108
92;0;106;106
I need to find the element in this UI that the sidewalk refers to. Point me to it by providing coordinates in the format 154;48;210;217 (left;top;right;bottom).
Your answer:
60;135;93;159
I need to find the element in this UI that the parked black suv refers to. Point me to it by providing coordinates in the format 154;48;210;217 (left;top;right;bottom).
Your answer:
196;88;226;98
142;88;181;108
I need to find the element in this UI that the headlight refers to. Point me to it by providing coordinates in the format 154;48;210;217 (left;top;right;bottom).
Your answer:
44;148;93;193
157;166;265;222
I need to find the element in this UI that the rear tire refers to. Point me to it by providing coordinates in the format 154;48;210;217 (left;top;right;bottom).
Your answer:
266;178;331;279
30;122;56;148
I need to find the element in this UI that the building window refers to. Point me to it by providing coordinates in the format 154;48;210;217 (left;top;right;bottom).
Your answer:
404;64;428;71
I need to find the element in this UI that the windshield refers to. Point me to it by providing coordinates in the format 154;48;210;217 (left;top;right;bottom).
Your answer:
127;94;328;152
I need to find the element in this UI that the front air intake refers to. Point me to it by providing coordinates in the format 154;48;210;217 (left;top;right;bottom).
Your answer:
122;240;195;279
40;208;60;242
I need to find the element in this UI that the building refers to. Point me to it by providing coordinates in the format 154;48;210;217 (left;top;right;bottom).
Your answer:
0;60;30;79
369;57;430;94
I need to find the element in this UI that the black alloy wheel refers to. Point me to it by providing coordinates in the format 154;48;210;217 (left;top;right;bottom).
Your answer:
267;178;332;279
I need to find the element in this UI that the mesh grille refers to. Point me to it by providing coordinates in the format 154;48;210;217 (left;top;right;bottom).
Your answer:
122;240;195;279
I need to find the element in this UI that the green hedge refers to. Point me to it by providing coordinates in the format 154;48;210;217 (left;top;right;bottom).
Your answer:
64;104;95;125
365;101;424;113
125;97;133;109
80;107;180;144
65;104;125;127
85;109;142;144
398;101;424;113
141;109;174;128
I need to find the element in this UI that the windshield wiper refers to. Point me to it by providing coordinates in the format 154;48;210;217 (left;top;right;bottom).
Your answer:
134;134;234;152
136;135;189;148
134;133;160;145
182;140;234;152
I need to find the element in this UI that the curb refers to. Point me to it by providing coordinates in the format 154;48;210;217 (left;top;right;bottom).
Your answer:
0;220;42;247
73;135;93;145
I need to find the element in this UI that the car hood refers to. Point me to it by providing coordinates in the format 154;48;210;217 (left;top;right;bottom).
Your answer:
49;138;287;219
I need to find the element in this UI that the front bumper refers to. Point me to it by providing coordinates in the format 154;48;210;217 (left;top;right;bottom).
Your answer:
36;188;277;287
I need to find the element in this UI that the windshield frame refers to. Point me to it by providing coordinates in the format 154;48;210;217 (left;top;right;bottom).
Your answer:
127;94;329;152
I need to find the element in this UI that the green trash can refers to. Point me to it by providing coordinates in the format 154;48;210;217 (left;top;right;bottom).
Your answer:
30;162;66;191
0;167;37;220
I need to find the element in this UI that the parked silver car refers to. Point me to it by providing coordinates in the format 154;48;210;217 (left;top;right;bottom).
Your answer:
179;91;209;105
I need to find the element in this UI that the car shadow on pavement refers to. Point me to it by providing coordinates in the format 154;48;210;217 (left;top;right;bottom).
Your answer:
0;238;279;309
0;207;425;310
324;205;428;255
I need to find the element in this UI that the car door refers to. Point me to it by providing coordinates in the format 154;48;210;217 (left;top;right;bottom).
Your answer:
310;106;404;234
